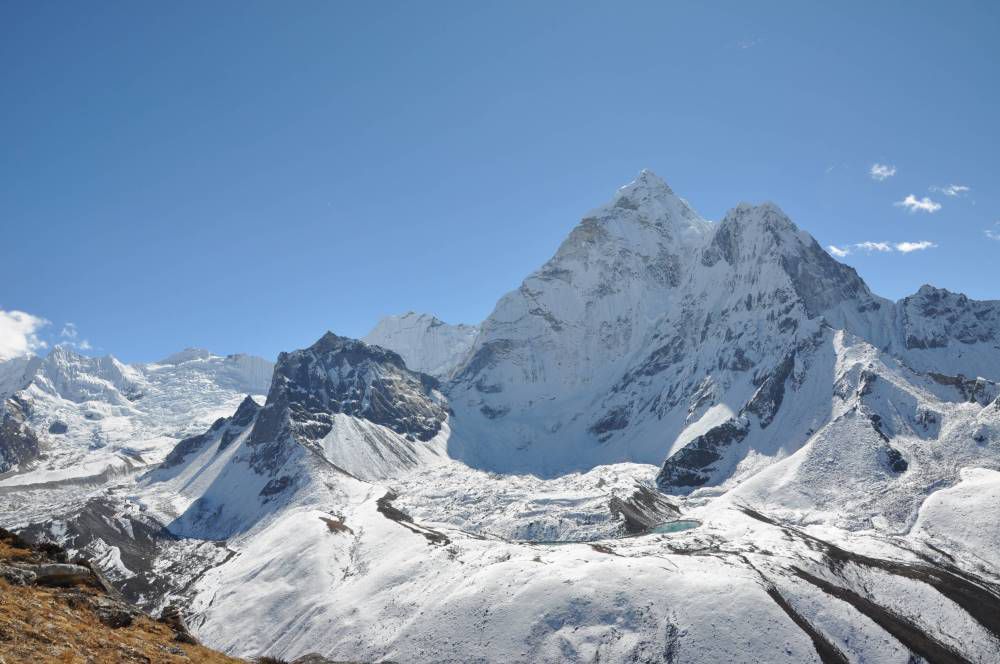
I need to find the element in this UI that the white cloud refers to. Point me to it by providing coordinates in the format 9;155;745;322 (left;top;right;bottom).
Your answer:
986;223;1000;241
870;163;896;181
828;240;938;258
894;194;941;213
735;37;761;49
857;241;893;252
930;184;970;197
894;241;936;253
0;309;48;362
58;322;93;352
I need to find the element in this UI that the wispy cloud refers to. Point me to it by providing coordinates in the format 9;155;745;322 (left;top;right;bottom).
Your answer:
735;37;761;49
929;184;970;197
0;309;48;361
895;194;942;213
986;222;1000;241
895;241;937;253
827;241;938;257
870;163;896;181
857;241;893;252
59;322;93;352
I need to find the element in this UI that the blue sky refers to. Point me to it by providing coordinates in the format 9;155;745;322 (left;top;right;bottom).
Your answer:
1;1;998;363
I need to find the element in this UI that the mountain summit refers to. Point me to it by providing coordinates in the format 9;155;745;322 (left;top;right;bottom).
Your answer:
441;172;1000;488
3;171;1000;664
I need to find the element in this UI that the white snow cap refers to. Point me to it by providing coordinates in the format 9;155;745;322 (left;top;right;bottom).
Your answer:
616;168;675;197
158;348;214;365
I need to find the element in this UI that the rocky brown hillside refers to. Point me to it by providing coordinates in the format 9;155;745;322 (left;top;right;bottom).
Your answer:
0;527;240;664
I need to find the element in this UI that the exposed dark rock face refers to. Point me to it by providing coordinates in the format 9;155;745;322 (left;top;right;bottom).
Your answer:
657;417;750;490
882;447;908;473
18;497;177;606
0;526;139;625
616;335;685;389
0;396;40;472
479;404;509;419
780;239;873;318
30;563;95;587
928;372;999;406
161;396;261;469
745;353;796;429
158;603;199;645
901;285;1000;349
590;405;630;440
48;420;68;434
161;431;212;470
247;332;447;474
230;395;261;427
609;485;680;534
707;203;876;317
657;352;799;490
375;491;450;546
260;475;293;497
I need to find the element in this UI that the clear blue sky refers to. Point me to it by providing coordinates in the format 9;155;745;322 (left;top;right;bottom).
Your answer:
2;1;998;363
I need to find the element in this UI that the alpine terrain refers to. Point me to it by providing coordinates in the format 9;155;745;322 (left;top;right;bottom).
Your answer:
2;171;999;663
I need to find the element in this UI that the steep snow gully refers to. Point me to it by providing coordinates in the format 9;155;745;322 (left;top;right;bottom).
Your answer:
3;171;1000;663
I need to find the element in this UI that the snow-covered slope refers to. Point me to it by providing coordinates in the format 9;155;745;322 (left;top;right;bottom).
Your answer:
15;325;999;663
446;171;1000;500
0;345;273;487
246;332;450;481
3;171;1000;663
364;311;478;379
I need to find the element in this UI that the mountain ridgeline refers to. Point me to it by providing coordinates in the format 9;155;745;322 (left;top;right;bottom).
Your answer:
436;171;1000;490
2;171;1000;664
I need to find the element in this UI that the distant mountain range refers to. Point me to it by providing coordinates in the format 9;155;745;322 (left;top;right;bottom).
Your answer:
2;172;998;663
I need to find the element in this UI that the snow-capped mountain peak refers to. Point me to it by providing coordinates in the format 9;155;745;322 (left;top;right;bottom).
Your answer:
587;169;711;245
364;312;478;379
247;331;448;480
5;170;1000;664
0;344;274;485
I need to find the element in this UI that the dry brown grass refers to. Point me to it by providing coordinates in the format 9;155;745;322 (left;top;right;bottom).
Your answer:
0;539;244;664
0;540;34;562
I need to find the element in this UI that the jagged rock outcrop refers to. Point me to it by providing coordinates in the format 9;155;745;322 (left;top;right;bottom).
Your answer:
248;332;448;477
0;527;239;662
442;170;1000;497
0;342;274;490
161;395;261;469
900;285;1000;349
0;395;40;472
3;170;1000;664
608;485;680;533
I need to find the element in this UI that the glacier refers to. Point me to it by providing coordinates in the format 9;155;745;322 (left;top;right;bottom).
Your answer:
2;171;999;663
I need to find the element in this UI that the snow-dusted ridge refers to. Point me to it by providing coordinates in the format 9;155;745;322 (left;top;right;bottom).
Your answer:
2;171;1000;663
0;345;273;486
364;312;478;379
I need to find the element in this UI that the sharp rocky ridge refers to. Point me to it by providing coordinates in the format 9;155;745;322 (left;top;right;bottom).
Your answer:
441;170;1000;486
2;170;1000;664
